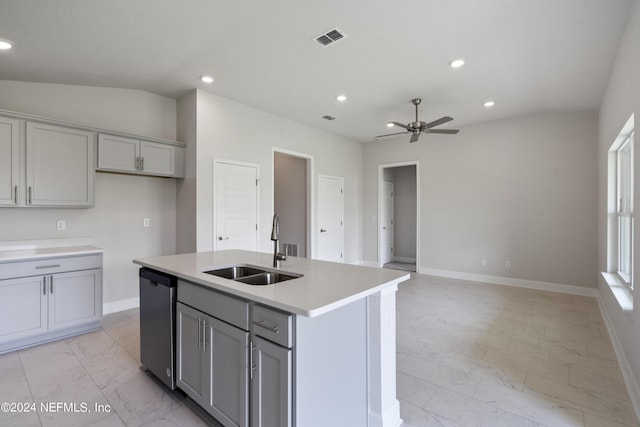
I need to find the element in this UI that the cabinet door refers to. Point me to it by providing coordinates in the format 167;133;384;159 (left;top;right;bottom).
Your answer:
0;117;20;206
207;317;249;427
176;302;208;407
140;141;175;176
97;134;139;173
47;269;102;331
251;336;292;427
26;122;95;207
0;276;48;343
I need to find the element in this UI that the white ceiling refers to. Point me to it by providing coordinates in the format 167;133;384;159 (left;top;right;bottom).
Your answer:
0;0;633;142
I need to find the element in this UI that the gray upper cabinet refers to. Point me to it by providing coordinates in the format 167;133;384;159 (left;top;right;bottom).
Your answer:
26;122;95;207
1;119;95;208
97;134;139;173
98;134;184;178
0;117;20;206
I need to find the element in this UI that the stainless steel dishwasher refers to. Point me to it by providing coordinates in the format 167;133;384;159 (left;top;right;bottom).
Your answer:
139;267;177;390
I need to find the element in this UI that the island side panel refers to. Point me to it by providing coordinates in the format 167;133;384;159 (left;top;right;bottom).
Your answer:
295;297;368;427
368;285;402;427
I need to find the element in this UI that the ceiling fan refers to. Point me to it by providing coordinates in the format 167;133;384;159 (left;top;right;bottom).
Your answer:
375;98;460;143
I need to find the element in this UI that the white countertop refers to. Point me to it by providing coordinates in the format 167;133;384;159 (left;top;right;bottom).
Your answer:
0;239;103;263
133;250;410;317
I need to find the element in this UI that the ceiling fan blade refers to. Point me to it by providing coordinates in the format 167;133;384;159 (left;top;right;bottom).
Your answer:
410;132;420;143
374;131;409;140
388;121;410;130
424;116;453;129
425;129;460;134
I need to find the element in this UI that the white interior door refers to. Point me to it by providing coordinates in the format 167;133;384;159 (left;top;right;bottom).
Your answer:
381;181;394;264
317;175;344;262
215;161;259;251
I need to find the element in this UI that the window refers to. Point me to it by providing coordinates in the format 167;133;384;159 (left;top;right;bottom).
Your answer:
616;131;634;286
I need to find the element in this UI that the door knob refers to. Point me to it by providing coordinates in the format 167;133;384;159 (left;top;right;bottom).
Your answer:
218;236;229;240
320;229;327;233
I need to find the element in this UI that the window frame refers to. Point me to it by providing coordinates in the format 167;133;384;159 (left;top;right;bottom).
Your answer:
615;131;634;287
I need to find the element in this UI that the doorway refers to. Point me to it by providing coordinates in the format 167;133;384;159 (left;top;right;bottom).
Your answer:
378;162;419;272
273;149;313;258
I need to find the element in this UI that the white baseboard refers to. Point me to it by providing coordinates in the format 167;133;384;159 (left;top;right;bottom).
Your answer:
392;257;416;264
103;297;139;315
360;261;381;268
595;291;640;422
418;266;598;297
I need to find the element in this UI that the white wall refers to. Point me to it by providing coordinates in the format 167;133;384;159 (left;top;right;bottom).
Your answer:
363;110;598;288
0;81;178;309
178;90;363;263
598;0;640;408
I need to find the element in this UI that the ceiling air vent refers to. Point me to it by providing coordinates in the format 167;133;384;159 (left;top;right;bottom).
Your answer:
322;115;336;121
314;28;346;47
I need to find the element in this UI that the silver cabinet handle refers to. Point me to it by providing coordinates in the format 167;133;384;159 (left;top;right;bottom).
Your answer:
14;185;17;204
252;320;279;334
218;236;229;241
36;264;61;270
250;342;257;380
202;320;208;351
42;276;47;295
28;186;32;204
50;275;53;294
320;229;327;233
140;157;144;171
197;318;202;350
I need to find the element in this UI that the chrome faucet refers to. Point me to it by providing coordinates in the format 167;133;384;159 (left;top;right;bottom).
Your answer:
271;214;287;268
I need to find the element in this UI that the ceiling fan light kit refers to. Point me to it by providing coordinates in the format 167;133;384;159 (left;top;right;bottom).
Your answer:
375;98;460;143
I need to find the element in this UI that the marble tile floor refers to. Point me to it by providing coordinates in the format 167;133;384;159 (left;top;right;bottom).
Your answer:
0;273;637;426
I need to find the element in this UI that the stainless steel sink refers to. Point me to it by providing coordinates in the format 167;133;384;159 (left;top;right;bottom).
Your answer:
204;265;265;280
203;265;302;285
236;271;300;285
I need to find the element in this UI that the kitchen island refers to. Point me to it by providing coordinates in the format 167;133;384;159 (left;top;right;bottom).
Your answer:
134;250;409;427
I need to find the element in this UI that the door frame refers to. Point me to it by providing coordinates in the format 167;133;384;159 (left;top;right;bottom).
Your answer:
213;158;260;251
377;161;420;268
381;181;394;265
317;174;344;262
272;147;315;258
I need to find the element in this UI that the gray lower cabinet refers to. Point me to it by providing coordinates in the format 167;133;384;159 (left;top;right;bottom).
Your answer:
0;256;103;353
176;302;249;427
250;335;292;427
0;276;48;343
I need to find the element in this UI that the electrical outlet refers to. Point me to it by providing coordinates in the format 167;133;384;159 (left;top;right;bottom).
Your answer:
143;218;150;227
56;220;66;231
481;259;487;266
505;260;511;269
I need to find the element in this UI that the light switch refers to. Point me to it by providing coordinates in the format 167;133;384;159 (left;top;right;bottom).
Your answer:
56;220;66;231
143;218;150;227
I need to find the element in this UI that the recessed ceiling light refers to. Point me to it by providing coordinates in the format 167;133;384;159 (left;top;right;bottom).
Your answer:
386;122;394;128
200;75;214;84
484;101;495;107
0;39;13;50
336;94;347;102
449;58;465;68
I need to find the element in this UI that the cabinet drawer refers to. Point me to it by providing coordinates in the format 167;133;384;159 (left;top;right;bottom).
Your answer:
0;254;102;280
178;280;249;330
252;304;293;348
